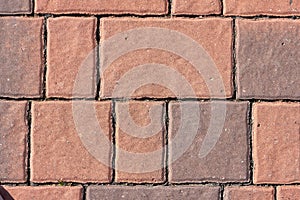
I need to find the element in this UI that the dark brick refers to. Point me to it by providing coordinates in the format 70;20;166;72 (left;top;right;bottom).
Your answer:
0;17;43;98
0;101;27;182
87;186;220;200
169;101;249;182
236;19;300;100
0;0;31;14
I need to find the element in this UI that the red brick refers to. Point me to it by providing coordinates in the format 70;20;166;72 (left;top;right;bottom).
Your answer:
0;17;43;98
224;0;300;16
2;186;82;200
31;101;112;183
47;17;97;98
236;19;300;100
115;101;165;183
169;101;249;182
173;0;221;15
35;0;168;15
253;102;300;184
277;186;300;200
100;18;233;99
0;101;27;182
224;186;274;200
0;0;31;14
87;185;220;200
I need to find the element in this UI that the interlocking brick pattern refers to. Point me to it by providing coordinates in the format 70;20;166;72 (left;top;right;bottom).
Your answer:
0;1;299;200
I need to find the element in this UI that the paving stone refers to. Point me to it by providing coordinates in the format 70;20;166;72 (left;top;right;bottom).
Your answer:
173;0;221;15
253;102;300;184
236;19;300;100
169;101;249;182
31;101;112;183
224;186;274;200
47;17;97;98
115;101;165;183
35;0;168;15
277;186;300;200
0;17;43;98
0;101;28;182
100;18;233;99
87;185;220;200
0;0;31;14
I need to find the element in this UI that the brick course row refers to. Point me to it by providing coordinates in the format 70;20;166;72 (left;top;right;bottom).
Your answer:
1;17;299;99
1;0;300;16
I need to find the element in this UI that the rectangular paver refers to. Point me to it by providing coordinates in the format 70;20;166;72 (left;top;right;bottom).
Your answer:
0;0;31;14
277;186;300;200
173;0;221;15
224;186;274;200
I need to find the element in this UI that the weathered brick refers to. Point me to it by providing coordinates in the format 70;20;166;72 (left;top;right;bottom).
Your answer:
2;186;82;200
31;101;112;183
224;0;300;16
115;101;165;183
87;185;220;200
277;186;300;200
100;18;233;99
0;17;43;98
173;0;221;15
253;102;300;184
224;186;274;200
0;0;31;14
47;17;97;98
236;19;300;100
0;101;27;182
169;101;249;182
35;0;168;15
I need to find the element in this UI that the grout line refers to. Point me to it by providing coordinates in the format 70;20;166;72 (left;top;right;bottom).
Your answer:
111;101;117;183
220;0;224;16
26;101;32;185
42;16;49;99
167;0;172;16
219;184;225;200
95;17;101;101
274;186;277;200
82;184;87;200
31;0;35;15
248;102;254;184
164;101;170;185
232;18;238;100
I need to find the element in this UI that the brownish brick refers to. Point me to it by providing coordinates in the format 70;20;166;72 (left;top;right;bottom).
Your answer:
35;0;168;15
47;17;97;98
173;0;221;15
277;186;300;200
236;19;300;100
224;186;274;200
0;0;31;14
100;18;233;99
253;102;300;184
115;101;165;183
2;186;82;200
0;101;27;182
169;101;249;182
31;101;112;183
0;17;43;98
224;0;300;16
87;185;220;200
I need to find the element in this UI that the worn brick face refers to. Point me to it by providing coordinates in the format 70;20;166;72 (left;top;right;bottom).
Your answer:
253;102;300;184
0;17;43;98
2;186;82;200
31;101;112;183
0;101;27;182
277;186;300;200
47;17;97;98
224;186;274;200
224;0;300;16
35;0;168;15
100;18;233;99
173;0;221;15
169;101;249;182
236;19;300;100
0;0;31;14
87;186;220;200
115;101;165;183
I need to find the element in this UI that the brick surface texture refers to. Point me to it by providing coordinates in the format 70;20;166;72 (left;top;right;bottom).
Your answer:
0;0;299;200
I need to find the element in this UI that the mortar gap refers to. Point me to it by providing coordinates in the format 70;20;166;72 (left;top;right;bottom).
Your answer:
164;101;170;185
167;0;173;16
220;0;224;16
274;186;277;200
248;102;254;184
42;16;49;99
232;18;238;100
26;101;32;185
82;184;87;200
95;17;101;101
219;184;225;200
111;101;117;183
